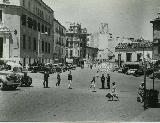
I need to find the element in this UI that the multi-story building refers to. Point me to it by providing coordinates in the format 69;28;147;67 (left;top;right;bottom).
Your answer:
150;14;160;60
53;19;66;64
88;23;115;62
0;0;54;66
66;23;89;65
115;40;153;67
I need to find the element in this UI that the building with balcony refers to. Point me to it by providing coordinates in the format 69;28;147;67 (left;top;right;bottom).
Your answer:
53;19;66;64
66;23;89;65
0;0;54;66
150;14;160;60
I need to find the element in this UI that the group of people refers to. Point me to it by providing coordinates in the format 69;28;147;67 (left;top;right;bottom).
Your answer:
43;68;119;101
43;70;73;89
90;70;119;101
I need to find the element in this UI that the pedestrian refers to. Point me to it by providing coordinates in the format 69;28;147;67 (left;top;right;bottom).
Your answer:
25;62;29;71
138;81;144;103
19;61;22;66
43;70;49;88
107;74;110;89
101;74;105;89
56;72;61;86
68;71;72;89
96;70;99;79
111;82;119;101
90;64;92;69
89;76;96;92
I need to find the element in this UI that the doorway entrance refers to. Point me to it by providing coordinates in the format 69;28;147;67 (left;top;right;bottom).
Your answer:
0;37;3;58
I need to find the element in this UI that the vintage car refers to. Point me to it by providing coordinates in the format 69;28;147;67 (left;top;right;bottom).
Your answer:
0;61;32;90
0;70;21;90
126;69;137;75
20;72;32;87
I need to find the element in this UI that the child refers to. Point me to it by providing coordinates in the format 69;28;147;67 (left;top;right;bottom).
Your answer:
111;82;119;101
89;76;96;91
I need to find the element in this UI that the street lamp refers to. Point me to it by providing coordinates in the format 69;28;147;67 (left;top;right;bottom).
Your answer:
141;38;147;110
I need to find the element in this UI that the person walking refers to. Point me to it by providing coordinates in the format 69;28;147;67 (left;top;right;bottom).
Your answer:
138;82;145;103
68;71;72;89
107;74;110;89
96;71;99;78
43;70;49;88
101;74;105;89
111;82;119;101
56;72;61;86
89;76;96;92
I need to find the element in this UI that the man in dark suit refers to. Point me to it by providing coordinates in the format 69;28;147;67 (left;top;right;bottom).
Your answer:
43;70;49;88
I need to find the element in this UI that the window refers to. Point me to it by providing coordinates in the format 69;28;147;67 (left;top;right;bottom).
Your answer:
22;0;25;6
48;28;50;36
45;26;47;33
45;42;47;52
28;36;31;49
70;42;73;48
137;53;142;61
38;22;40;32
66;50;68;57
42;41;44;52
33;38;36;50
23;35;26;49
70;50;73;58
126;53;132;62
27;17;33;28
0;10;2;22
21;14;26;26
33;20;37;31
41;24;44;33
48;43;50;53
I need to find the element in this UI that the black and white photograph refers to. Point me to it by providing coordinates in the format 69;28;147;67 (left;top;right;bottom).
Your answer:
0;0;160;122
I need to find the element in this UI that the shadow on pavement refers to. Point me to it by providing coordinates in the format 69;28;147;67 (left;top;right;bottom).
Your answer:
1;88;21;91
99;88;109;89
20;85;34;88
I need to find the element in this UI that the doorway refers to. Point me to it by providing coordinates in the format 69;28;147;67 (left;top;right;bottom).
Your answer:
0;37;3;58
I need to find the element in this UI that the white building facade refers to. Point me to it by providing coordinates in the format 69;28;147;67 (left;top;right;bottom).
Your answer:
0;0;54;66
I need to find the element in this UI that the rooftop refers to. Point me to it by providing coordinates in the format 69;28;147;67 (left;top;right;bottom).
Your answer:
115;41;153;49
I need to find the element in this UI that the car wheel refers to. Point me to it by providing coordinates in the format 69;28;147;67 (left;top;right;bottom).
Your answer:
11;85;18;90
0;81;8;91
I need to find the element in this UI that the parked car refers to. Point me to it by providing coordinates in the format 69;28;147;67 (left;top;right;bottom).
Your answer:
0;71;21;90
149;71;160;79
118;68;123;73
20;72;32;87
133;69;144;77
126;69;137;75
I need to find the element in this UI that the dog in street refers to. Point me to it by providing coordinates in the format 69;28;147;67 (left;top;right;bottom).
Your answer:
106;93;119;101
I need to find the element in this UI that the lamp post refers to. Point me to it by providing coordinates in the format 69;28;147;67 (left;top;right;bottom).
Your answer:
142;39;147;110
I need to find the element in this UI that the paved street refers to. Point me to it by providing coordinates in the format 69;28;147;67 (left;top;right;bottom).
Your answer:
0;67;160;122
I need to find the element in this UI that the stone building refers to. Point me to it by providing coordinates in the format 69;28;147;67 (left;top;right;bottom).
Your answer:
53;19;66;64
0;0;54;66
66;23;89;65
115;40;153;67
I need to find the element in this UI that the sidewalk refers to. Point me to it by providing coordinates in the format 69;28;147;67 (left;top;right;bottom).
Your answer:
131;108;160;121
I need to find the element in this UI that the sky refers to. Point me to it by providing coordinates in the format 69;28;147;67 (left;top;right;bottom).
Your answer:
43;0;160;40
